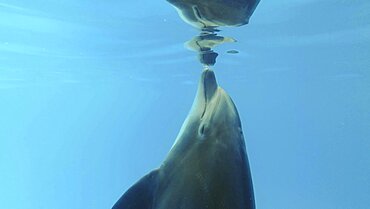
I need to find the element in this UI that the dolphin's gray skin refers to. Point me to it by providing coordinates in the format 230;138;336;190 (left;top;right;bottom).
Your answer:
113;70;255;209
166;0;260;28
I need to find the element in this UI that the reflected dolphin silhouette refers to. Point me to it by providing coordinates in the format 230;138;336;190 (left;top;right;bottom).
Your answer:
167;0;260;28
112;70;255;209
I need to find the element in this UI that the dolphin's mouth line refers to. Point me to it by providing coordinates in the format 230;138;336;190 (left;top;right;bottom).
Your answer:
200;76;208;119
200;70;217;120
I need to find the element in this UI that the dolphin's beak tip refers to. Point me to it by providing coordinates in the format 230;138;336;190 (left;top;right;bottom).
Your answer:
201;69;216;84
200;69;218;99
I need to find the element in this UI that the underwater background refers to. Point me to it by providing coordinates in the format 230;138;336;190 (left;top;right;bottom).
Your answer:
0;0;369;208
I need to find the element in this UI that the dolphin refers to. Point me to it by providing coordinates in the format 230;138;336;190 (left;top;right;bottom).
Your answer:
166;0;260;28
113;70;255;209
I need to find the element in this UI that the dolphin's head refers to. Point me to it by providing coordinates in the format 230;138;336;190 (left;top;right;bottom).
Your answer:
167;0;260;28
165;70;245;166
192;70;242;140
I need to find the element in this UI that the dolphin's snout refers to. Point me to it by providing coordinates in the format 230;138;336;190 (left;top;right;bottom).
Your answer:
201;70;218;101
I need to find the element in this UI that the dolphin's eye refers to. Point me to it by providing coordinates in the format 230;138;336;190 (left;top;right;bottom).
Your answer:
199;123;210;137
198;123;211;138
199;124;205;136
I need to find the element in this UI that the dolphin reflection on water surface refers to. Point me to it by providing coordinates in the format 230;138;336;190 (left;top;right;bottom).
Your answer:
113;70;255;209
166;0;261;66
167;0;260;28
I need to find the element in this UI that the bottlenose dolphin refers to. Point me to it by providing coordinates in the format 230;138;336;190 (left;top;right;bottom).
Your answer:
113;70;255;209
167;0;260;28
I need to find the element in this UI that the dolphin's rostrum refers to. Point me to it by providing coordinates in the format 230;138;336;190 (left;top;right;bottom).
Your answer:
113;70;255;209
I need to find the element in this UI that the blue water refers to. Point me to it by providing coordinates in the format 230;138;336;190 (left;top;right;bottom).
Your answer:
0;1;369;209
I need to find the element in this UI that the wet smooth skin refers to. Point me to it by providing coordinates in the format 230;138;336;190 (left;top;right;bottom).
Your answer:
113;70;255;209
166;0;260;28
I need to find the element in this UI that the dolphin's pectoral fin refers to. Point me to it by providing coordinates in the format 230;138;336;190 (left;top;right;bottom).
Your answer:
112;169;159;209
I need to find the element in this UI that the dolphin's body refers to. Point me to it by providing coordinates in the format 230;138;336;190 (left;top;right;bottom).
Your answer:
166;0;260;28
113;70;255;209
